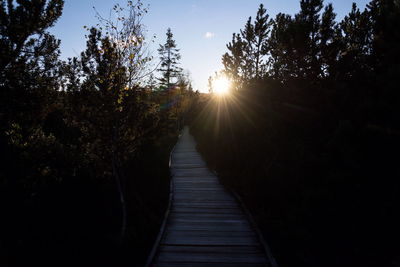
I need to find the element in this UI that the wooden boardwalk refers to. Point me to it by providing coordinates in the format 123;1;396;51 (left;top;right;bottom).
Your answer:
149;127;272;266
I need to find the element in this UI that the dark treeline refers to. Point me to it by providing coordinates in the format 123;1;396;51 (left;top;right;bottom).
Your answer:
0;1;195;266
191;0;399;266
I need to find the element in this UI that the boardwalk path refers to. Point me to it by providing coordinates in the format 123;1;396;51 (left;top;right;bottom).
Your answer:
150;127;271;266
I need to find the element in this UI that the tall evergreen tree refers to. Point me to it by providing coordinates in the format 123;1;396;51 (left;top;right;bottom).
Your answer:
157;28;182;89
240;17;255;80
338;3;372;80
294;0;324;80
366;0;400;128
222;33;245;87
367;0;400;71
319;3;340;79
253;4;271;78
268;13;295;81
222;4;271;84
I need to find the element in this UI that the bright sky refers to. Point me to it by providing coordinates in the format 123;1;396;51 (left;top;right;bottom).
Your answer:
50;0;371;92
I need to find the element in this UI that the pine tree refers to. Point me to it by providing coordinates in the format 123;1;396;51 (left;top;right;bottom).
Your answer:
0;0;64;73
338;3;372;79
254;4;271;78
240;17;255;80
319;3;340;78
294;0;324;80
157;28;182;90
366;0;400;129
222;4;272;84
222;33;245;87
367;0;400;71
0;0;64;192
146;73;158;91
268;13;295;80
0;0;64;126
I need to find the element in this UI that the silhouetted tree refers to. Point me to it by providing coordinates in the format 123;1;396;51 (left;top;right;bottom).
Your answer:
222;5;271;85
222;33;245;87
253;4;271;78
366;0;400;129
295;0;324;81
319;3;339;79
63;1;160;240
268;13;295;81
338;3;372;80
157;28;182;89
240;17;255;81
0;0;64;192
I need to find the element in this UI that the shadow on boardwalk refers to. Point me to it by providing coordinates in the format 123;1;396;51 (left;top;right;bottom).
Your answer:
149;127;272;266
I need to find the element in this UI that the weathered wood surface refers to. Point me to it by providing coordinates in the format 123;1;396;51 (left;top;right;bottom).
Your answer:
151;127;270;266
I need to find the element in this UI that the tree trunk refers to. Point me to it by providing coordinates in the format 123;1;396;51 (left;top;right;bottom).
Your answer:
112;125;127;243
112;154;127;243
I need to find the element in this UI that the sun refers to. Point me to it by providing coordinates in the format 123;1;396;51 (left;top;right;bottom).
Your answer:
213;76;231;95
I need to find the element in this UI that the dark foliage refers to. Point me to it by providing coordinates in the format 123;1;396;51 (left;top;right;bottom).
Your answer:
191;1;400;266
0;1;193;266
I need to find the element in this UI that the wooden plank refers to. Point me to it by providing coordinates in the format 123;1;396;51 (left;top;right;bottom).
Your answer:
173;185;220;188
154;262;268;267
173;185;221;189
164;230;256;238
173;171;215;176
174;198;237;204
173;182;220;186
159;245;263;254
170;212;244;219
173;178;217;182
172;160;204;163
174;191;226;194
173;189;228;193
173;179;218;182
174;185;223;188
173;181;218;184
172;164;208;168
162;236;258;246
173;188;225;192
167;224;252;232
169;211;245;219
172;203;239;209
173;198;236;203
173;188;227;192
169;220;249;226
157;252;268;263
173;175;217;179
173;191;233;197
171;207;243;214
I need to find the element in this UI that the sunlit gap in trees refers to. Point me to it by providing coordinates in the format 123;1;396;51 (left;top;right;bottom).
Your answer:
198;75;255;138
212;75;231;96
208;74;232;134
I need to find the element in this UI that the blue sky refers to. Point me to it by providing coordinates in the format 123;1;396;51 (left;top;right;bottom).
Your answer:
50;0;371;92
